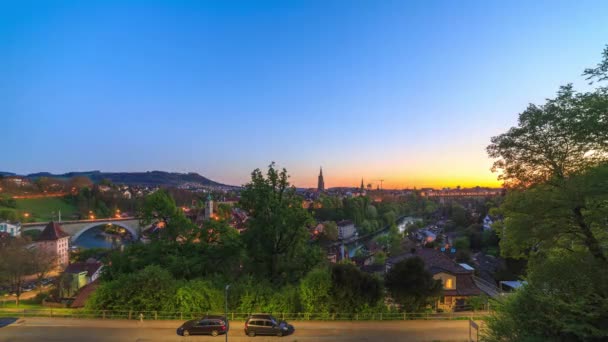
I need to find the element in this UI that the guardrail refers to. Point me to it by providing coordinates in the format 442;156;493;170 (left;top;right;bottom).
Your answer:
0;308;491;321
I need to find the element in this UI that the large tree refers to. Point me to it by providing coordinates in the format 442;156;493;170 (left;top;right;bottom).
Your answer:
239;163;321;282
384;257;442;312
487;62;608;188
138;189;196;241
484;45;608;341
0;238;34;306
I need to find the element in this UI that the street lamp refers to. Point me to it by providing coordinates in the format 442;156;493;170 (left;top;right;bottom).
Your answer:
225;284;230;342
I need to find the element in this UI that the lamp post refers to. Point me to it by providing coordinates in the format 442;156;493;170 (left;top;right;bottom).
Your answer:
225;284;230;342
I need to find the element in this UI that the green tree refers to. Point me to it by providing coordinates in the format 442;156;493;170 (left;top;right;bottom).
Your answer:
216;203;232;221
495;165;608;262
88;265;177;312
487;86;608;188
483;45;608;341
320;221;339;241
329;263;382;313
484;251;608;341
0;238;35;306
384;257;442;312
239;163;321;282
374;251;387;265
138;189;195;241
299;267;332;314
365;205;378;219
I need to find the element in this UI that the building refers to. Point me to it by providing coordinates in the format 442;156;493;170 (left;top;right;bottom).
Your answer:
63;260;104;289
122;190;132;199
204;194;214;220
0;221;21;237
317;167;325;192
337;220;356;240
387;248;483;311
33;221;70;267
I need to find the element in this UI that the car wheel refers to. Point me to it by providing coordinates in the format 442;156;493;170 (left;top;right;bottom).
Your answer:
248;330;256;337
276;330;283;337
183;330;190;337
211;330;218;337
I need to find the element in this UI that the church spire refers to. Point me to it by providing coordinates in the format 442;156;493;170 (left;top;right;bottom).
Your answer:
317;167;325;192
360;178;364;191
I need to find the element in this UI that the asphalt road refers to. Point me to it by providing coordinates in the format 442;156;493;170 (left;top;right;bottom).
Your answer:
0;317;474;342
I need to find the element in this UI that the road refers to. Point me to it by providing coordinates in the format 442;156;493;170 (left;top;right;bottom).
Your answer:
0;317;474;342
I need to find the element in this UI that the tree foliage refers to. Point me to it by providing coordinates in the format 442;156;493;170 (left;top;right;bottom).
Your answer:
484;45;608;341
487;84;608;188
239;163;320;282
384;257;442;312
329;263;383;313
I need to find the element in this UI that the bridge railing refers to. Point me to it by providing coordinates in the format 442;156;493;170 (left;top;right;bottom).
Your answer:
0;308;491;321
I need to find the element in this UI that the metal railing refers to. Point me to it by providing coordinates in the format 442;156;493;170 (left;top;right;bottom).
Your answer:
0;308;491;321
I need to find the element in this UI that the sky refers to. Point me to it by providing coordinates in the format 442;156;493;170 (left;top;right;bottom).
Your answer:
2;1;607;189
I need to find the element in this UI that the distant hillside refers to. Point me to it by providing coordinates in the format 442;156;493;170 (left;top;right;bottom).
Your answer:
23;171;225;187
0;171;16;176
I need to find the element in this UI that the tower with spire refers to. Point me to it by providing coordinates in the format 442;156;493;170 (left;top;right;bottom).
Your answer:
360;178;364;192
317;167;325;192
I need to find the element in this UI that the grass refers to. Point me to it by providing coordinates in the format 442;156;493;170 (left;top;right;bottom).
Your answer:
14;197;78;222
0;298;45;309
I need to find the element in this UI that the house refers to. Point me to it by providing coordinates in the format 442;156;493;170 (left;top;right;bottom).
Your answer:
97;185;111;193
416;229;437;244
387;248;483;311
0;221;21;237
33;221;70;267
337;220;356;240
64;260;104;287
122;190;132;199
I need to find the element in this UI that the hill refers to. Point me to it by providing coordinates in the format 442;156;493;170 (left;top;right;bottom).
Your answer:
22;171;225;187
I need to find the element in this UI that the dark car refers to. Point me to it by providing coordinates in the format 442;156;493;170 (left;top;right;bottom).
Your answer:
177;318;227;337
244;314;294;337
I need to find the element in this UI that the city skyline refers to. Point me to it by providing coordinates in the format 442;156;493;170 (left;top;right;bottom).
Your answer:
3;1;608;188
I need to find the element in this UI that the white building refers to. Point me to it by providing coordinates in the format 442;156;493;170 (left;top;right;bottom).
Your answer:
33;221;70;267
0;221;21;237
204;195;214;220
337;220;356;240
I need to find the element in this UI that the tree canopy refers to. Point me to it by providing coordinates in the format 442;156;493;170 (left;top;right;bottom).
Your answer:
384;257;442;312
239;163;321;283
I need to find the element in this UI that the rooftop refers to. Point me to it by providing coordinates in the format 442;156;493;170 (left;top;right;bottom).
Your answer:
36;221;70;241
64;261;103;277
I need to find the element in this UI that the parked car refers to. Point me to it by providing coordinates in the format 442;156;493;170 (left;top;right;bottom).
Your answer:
244;314;294;337
176;318;228;337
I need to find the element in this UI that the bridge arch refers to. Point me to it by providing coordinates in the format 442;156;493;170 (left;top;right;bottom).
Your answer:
72;221;139;242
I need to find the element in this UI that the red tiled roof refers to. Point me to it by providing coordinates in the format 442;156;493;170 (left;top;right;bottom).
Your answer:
64;262;103;277
36;221;70;241
70;279;100;308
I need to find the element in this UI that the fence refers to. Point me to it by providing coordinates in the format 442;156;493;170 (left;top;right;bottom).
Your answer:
0;308;491;321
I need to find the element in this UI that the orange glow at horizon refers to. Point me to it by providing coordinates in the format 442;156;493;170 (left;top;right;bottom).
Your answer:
287;155;503;189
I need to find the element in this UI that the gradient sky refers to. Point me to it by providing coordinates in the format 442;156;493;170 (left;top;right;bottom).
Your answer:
2;1;607;189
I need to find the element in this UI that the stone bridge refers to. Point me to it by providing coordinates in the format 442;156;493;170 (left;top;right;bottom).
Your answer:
22;217;143;241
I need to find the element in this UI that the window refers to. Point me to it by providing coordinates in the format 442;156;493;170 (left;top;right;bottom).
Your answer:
445;278;454;289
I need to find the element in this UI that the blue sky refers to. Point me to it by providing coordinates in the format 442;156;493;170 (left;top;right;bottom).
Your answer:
2;1;607;188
